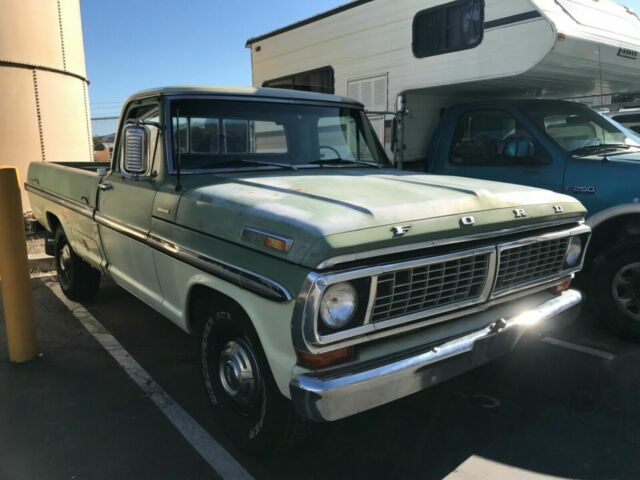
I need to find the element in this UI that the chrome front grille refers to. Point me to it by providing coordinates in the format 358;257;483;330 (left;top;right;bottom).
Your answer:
371;252;491;323
494;237;570;294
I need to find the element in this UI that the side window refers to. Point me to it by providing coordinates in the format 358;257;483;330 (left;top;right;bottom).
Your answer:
413;0;484;58
450;110;548;165
263;66;334;94
318;116;375;161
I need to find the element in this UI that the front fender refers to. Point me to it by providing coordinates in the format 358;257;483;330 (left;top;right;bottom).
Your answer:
587;203;640;230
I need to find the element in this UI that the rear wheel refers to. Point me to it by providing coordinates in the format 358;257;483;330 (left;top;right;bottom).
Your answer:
54;227;101;301
591;238;640;341
199;303;310;453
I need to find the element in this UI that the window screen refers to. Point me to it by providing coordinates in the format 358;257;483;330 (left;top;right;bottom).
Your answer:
263;66;334;94
413;0;484;58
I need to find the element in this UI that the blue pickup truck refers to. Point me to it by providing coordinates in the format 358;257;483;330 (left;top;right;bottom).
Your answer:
425;99;640;338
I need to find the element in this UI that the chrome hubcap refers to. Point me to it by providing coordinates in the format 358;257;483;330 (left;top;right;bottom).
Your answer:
218;338;260;406
60;245;71;272
612;262;640;322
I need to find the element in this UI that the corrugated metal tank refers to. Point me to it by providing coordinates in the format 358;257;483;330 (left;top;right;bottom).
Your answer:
0;0;92;210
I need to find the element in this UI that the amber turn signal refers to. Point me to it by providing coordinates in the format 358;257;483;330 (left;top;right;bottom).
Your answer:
263;236;288;252
297;347;354;369
553;277;573;294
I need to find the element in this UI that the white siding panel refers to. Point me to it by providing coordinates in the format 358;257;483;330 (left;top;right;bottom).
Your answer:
251;0;554;104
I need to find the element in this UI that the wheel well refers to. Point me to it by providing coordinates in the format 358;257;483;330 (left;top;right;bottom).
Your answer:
45;212;61;233
186;285;252;336
586;213;640;269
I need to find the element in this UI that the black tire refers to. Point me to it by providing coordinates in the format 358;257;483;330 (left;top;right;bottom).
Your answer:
54;227;101;301
200;303;310;453
591;238;640;341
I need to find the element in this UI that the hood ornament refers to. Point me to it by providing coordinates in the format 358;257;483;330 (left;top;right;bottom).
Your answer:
391;225;412;237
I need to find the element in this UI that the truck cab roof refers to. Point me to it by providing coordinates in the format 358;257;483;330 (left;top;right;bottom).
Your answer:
126;85;362;107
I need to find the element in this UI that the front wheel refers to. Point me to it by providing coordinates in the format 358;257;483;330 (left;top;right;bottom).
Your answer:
54;227;101;301
591;238;640;341
200;305;310;453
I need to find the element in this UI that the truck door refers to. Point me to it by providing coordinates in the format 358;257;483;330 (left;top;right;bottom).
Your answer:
96;104;164;309
440;109;564;192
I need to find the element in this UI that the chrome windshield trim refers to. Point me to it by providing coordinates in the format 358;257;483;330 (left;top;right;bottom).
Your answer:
315;217;583;269
25;183;94;219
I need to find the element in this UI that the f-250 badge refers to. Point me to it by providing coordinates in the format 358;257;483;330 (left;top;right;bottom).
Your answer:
566;185;596;195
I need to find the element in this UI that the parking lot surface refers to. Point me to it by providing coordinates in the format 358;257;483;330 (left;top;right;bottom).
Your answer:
1;276;639;480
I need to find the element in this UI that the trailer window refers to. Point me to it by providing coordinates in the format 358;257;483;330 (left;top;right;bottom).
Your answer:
263;66;334;94
413;0;484;58
450;110;548;165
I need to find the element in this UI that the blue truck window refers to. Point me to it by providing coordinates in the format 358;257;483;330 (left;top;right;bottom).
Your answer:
450;110;549;166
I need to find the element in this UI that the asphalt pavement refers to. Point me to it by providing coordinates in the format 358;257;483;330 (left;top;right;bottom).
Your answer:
1;276;639;480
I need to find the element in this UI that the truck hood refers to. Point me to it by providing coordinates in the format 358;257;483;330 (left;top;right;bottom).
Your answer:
176;169;585;268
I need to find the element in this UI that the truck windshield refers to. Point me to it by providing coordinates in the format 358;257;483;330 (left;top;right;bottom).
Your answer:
522;102;640;156
169;99;389;171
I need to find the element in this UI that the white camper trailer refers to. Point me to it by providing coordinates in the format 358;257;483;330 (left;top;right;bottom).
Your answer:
246;0;640;165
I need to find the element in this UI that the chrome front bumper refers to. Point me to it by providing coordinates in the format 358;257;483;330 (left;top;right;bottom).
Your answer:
290;289;582;422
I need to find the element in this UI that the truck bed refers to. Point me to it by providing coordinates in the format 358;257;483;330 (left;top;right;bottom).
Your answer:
26;161;107;212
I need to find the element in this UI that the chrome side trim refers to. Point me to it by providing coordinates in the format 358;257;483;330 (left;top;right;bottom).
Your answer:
27;182;291;302
25;183;94;219
291;289;583;421
315;217;583;269
147;234;293;302
95;212;148;242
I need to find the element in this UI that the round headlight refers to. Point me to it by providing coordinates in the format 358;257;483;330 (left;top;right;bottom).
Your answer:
320;282;358;330
565;236;583;267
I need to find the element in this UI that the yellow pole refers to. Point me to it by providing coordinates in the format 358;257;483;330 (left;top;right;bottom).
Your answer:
0;166;37;363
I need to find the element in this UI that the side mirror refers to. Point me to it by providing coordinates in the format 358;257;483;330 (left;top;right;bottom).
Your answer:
122;125;150;175
501;138;535;159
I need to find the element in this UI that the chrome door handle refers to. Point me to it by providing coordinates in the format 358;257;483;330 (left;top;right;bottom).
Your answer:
98;183;113;191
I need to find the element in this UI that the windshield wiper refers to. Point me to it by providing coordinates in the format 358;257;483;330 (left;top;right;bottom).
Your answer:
570;143;631;157
238;159;298;170
310;158;383;169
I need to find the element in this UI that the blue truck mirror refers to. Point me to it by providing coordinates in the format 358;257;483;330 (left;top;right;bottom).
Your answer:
502;138;535;159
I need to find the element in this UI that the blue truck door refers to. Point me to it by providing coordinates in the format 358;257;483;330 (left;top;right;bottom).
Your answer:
435;108;565;191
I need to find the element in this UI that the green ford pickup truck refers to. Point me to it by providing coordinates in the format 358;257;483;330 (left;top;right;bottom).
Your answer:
27;86;590;452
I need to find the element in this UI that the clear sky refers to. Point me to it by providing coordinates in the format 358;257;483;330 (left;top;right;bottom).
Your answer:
81;0;345;119
82;0;640;121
